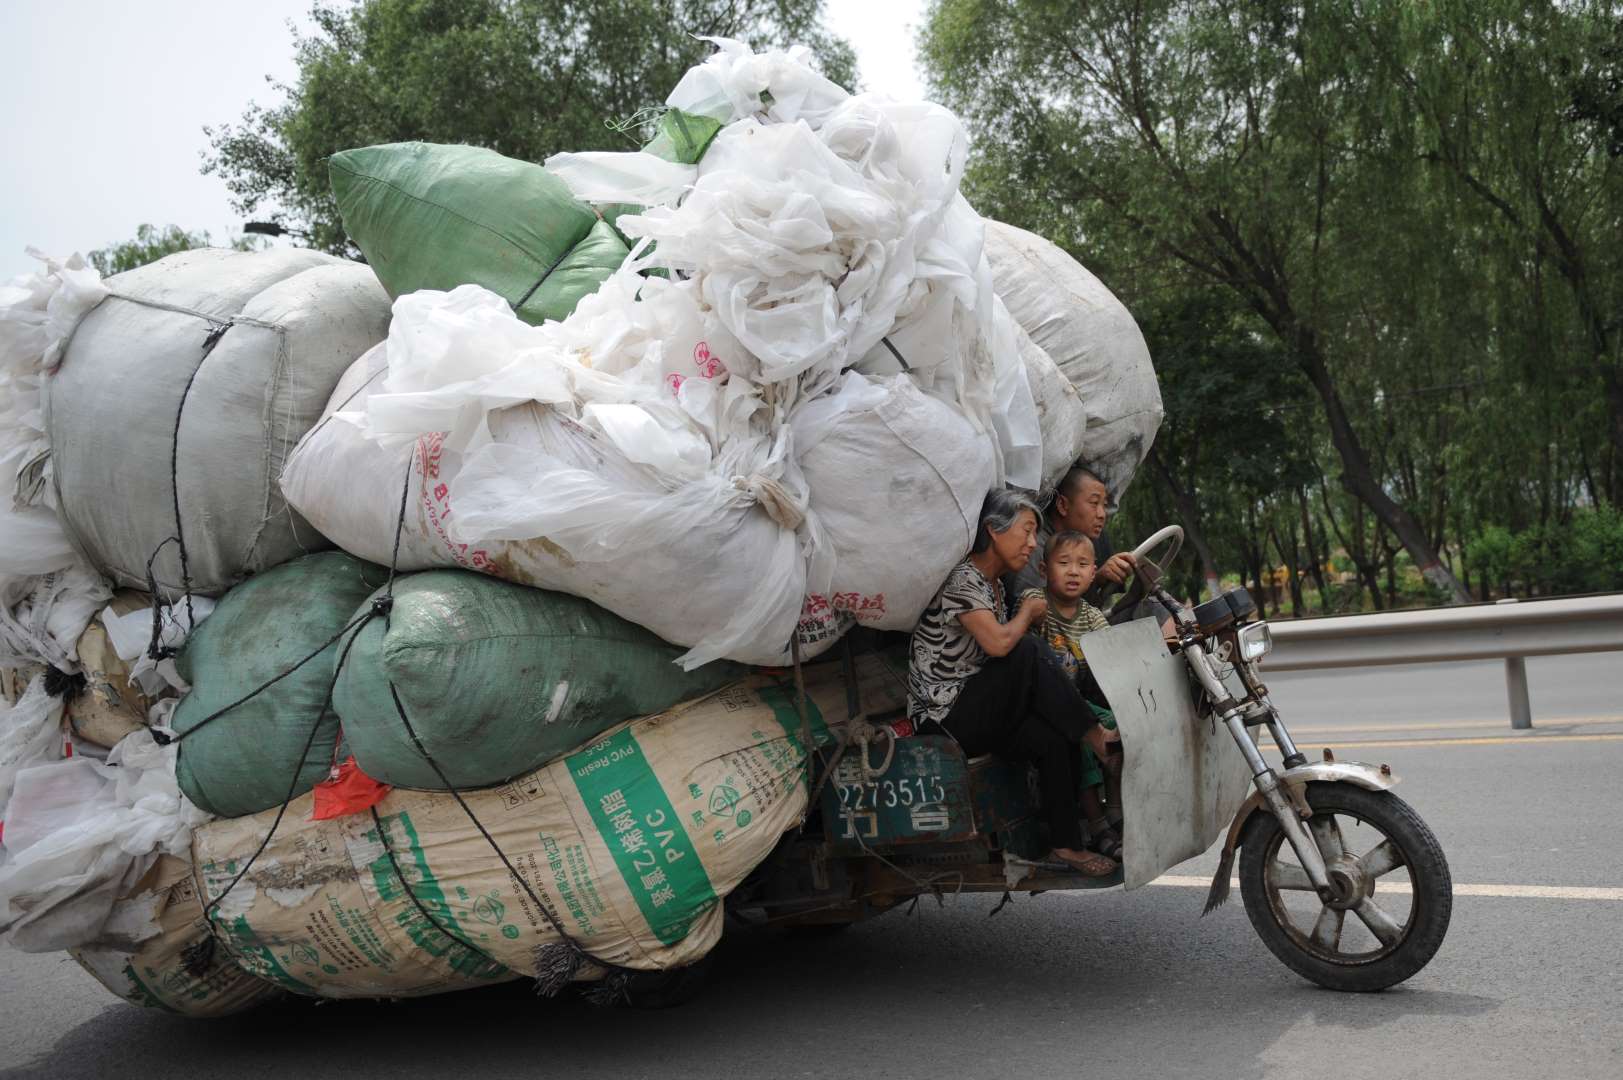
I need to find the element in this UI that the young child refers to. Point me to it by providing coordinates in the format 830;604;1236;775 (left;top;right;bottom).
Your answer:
1019;530;1125;858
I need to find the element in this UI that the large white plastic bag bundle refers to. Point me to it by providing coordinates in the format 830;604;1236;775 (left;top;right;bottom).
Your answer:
282;341;820;669
44;248;393;596
320;41;1110;664
983;220;1163;498
278;344;448;571
792;373;996;646
451;404;817;670
1012;310;1089;495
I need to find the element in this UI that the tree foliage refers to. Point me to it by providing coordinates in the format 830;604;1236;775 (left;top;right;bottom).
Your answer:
203;0;856;254
87;224;262;277
921;0;1623;612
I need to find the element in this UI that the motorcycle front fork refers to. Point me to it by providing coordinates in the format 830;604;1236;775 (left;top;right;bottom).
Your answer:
1180;634;1337;902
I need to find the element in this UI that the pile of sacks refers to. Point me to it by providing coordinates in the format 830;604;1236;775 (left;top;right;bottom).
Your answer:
0;38;1159;1017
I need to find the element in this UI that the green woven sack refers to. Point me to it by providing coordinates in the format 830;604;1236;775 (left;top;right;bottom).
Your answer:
328;142;628;324
331;571;743;791
174;552;389;817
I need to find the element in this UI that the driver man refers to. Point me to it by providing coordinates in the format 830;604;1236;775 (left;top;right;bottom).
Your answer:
1004;465;1134;609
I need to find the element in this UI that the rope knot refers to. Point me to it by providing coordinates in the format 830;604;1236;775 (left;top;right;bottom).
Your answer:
731;472;806;531
370;595;394;618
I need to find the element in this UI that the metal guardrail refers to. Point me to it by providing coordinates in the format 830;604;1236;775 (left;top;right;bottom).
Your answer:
1265;593;1623;729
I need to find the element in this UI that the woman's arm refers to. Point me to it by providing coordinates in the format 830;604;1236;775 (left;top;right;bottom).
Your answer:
959;595;1046;657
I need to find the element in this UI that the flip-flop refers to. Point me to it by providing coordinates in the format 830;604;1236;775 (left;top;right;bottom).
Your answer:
1052;848;1118;877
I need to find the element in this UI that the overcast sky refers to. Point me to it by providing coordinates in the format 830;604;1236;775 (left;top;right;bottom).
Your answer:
0;0;926;281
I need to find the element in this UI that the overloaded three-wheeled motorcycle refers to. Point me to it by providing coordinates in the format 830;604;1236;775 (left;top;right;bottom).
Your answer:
726;526;1453;994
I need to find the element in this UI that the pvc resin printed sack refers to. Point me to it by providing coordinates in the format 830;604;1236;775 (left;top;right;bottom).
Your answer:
191;654;907;999
329;142;630;325
69;854;279;1018
332;569;744;791
45;247;392;597
171;552;390;818
982;220;1163;498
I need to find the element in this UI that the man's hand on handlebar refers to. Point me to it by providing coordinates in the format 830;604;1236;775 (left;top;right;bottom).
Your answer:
1099;551;1137;585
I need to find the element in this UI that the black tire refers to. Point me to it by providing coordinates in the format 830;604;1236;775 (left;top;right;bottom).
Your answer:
1239;781;1451;992
618;958;711;1009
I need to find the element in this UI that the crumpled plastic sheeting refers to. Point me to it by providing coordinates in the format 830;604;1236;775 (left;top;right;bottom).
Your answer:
0;728;210;952
0;673;65;813
0;563;111;672
100;596;214;697
545;43;1041;479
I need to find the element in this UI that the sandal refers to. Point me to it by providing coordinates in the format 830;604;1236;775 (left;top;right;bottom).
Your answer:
1052;848;1118;877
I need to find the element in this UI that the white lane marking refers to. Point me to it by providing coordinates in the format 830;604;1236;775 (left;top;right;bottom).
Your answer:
1260;732;1623;750
1149;875;1623;901
1283;715;1623;735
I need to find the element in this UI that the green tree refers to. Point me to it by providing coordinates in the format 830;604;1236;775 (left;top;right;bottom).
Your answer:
203;0;857;254
1112;287;1305;603
1351;0;1623;501
922;0;1623;606
88;224;263;277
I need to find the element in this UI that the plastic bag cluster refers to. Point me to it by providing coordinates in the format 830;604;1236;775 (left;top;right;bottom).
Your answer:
357;39;1043;667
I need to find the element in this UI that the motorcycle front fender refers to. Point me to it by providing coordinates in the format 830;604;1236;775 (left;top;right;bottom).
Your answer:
1202;759;1399;913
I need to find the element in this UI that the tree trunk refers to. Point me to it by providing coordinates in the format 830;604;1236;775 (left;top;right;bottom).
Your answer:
1297;486;1332;610
1149;448;1222;599
1270;520;1305;619
1293;328;1472;603
1381;534;1398;608
1317;473;1383;610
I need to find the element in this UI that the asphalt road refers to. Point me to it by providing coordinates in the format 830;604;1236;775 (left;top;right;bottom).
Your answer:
2;653;1619;1080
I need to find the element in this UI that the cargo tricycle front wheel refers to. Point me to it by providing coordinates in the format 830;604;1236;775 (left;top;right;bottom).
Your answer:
1238;780;1451;992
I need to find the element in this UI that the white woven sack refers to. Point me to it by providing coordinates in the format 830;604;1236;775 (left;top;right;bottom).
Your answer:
46;249;392;595
983;220;1162;499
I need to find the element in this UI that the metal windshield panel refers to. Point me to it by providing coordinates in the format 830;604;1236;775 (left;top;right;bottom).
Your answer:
1080;617;1254;889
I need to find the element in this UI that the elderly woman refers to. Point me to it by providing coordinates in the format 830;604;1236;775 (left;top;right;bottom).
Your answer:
907;488;1117;876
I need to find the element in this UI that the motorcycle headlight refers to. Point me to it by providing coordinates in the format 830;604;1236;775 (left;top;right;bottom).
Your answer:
1236;622;1273;662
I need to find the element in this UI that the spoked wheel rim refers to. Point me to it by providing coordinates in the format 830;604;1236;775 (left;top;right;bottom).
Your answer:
1260;810;1416;966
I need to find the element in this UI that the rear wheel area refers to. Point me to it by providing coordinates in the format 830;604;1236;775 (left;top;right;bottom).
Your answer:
617;958;713;1009
1239;781;1451;992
